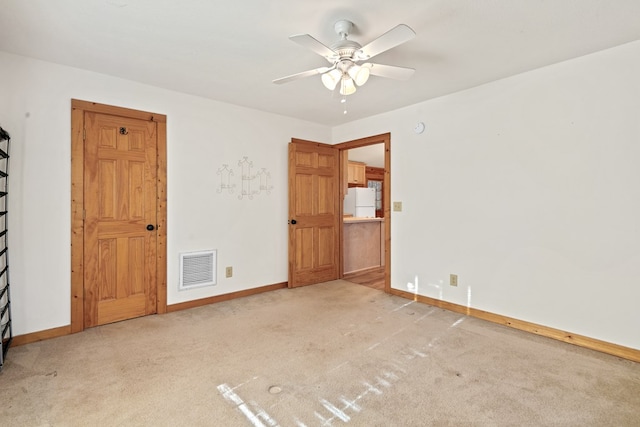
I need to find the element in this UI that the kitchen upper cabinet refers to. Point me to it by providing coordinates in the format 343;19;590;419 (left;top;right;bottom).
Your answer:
347;161;366;186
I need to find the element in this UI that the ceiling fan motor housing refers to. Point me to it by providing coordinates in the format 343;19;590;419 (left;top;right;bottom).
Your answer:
330;20;364;61
330;39;362;60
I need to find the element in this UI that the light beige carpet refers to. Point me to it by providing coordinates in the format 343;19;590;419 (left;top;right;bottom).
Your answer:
1;280;639;426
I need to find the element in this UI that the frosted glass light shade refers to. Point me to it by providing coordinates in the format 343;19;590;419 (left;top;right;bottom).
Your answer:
348;65;370;86
321;69;342;90
340;77;357;95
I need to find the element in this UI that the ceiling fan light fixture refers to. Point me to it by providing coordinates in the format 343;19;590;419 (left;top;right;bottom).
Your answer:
340;77;357;95
348;64;370;86
321;69;342;90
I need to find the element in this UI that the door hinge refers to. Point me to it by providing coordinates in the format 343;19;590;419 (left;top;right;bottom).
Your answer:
83;128;86;141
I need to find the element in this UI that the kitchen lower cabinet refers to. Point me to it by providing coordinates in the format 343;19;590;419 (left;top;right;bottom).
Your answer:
343;218;384;274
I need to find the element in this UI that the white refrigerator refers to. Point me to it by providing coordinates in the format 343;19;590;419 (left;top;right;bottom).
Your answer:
344;187;376;218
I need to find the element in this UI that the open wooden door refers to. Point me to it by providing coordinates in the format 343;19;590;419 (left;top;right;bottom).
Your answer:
288;139;340;288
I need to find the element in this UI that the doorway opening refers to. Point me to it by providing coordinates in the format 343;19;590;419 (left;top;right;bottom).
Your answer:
335;133;391;293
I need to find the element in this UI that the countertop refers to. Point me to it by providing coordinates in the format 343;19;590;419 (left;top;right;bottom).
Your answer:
343;217;384;223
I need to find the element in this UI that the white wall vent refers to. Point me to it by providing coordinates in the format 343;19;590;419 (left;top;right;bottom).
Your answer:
179;250;216;291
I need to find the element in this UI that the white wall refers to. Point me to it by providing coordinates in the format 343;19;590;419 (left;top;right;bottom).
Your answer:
333;41;640;350
0;51;331;335
3;39;640;350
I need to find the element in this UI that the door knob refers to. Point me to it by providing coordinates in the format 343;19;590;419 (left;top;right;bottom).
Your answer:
290;219;297;225
146;224;155;231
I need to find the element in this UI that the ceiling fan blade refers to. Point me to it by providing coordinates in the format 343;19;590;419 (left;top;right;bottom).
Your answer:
363;63;415;80
357;24;416;60
289;34;337;60
272;66;331;84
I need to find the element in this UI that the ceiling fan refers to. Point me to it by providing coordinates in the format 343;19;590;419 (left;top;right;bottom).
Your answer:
273;20;416;95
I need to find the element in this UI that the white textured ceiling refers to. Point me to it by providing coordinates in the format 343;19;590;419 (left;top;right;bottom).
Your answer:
1;0;640;126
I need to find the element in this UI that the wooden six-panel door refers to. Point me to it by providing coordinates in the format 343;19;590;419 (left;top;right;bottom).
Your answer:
288;139;340;287
83;112;158;327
